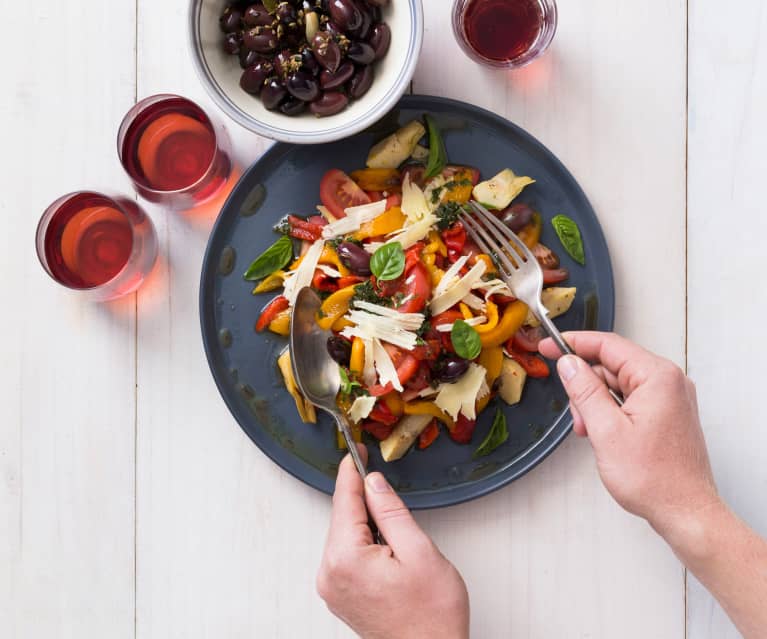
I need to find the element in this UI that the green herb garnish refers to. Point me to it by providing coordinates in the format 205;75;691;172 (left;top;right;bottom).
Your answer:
451;320;482;360
473;408;509;458
351;280;393;307
243;235;293;282
339;367;362;396
435;201;464;230
272;216;291;235
424;114;447;179
551;214;585;265
416;319;432;337
262;0;278;12
430;186;444;204
370;242;405;281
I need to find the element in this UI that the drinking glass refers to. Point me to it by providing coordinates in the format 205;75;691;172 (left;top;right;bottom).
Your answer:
452;0;558;69
36;191;158;301
117;94;232;209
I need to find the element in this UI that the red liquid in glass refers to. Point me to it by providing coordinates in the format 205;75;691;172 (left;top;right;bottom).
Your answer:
43;194;133;288
464;0;544;62
121;97;218;192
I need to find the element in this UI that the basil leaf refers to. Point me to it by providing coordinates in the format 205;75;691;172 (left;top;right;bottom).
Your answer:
451;320;482;360
243;235;293;281
424;114;447;179
473;408;509;458
370;242;405;281
551;215;585;265
262;0;278;12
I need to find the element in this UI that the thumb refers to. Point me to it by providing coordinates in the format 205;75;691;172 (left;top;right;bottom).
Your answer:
557;355;628;439
364;472;432;560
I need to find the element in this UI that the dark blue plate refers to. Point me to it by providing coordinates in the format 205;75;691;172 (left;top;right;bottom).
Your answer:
200;95;615;509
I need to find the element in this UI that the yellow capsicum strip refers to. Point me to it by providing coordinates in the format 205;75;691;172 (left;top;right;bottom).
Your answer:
474;300;499;334
319;245;350;277
476;345;504;413
403;401;455;430
349;337;365;376
268;309;291;336
479;301;528;348
353;206;405;240
316;284;357;330
473;254;497;276
383;392;405;417
518;212;542;249
424;230;448;257
252;270;286;294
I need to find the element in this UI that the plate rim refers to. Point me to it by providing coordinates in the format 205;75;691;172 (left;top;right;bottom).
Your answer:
199;94;616;510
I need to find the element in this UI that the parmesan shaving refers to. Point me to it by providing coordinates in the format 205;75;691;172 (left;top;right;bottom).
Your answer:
433;363;488;420
372;338;403;391
434;255;469;297
401;174;431;223
348;396;376;423
316;264;342;278
321;199;387;239
352;302;425;327
385;213;438;250
461;292;486;311
362;338;377;386
282;239;325;306
434;316;488;332
429;260;487;316
364;241;385;254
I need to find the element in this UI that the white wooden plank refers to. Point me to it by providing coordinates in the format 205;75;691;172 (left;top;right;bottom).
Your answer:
687;0;767;636
0;2;137;638
133;2;350;638
415;1;687;637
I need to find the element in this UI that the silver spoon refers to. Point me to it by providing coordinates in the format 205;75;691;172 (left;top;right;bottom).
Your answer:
290;286;368;477
290;287;384;544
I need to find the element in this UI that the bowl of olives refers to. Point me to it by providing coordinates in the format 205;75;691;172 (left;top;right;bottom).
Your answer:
189;0;423;144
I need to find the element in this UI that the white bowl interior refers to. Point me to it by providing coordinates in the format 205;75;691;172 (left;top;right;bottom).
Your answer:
196;1;417;141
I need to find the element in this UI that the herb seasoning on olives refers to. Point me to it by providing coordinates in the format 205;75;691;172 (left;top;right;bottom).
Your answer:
219;0;391;117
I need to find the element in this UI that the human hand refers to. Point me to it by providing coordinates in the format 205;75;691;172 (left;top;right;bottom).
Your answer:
539;332;720;537
316;446;470;639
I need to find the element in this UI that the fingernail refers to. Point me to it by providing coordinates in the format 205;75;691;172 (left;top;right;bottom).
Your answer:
366;473;391;493
558;355;579;382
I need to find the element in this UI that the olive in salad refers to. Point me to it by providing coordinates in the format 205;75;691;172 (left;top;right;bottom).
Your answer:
244;116;583;461
219;0;392;117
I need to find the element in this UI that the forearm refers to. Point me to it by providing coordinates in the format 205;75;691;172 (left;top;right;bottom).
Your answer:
656;499;767;638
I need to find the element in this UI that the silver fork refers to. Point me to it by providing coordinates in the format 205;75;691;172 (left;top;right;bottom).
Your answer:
464;201;624;406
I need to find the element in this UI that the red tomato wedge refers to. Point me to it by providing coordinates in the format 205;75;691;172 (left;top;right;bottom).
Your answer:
362;420;394;441
255;296;289;332
320;169;371;219
449;414;477;444
506;346;551;378
418;419;440;449
396;262;431;314
511;326;547;353
432;310;464;352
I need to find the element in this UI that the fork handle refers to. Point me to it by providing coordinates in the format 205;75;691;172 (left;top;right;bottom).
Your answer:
538;311;625;407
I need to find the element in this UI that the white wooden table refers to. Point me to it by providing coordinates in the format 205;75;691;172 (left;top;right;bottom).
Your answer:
2;1;764;637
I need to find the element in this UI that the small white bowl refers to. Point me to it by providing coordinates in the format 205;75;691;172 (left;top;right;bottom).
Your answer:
189;0;423;144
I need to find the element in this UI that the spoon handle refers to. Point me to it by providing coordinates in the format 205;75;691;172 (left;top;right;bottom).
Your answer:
334;413;386;546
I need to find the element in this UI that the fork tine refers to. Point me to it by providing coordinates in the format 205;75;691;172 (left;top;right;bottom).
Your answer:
468;201;538;264
461;213;520;276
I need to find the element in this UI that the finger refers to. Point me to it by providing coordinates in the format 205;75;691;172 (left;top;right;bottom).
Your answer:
591;365;620;392
557;355;629;441
569;402;587;437
541;331;656;394
327;445;373;549
364;472;433;562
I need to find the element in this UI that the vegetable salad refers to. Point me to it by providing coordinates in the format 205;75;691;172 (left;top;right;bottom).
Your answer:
245;116;585;462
